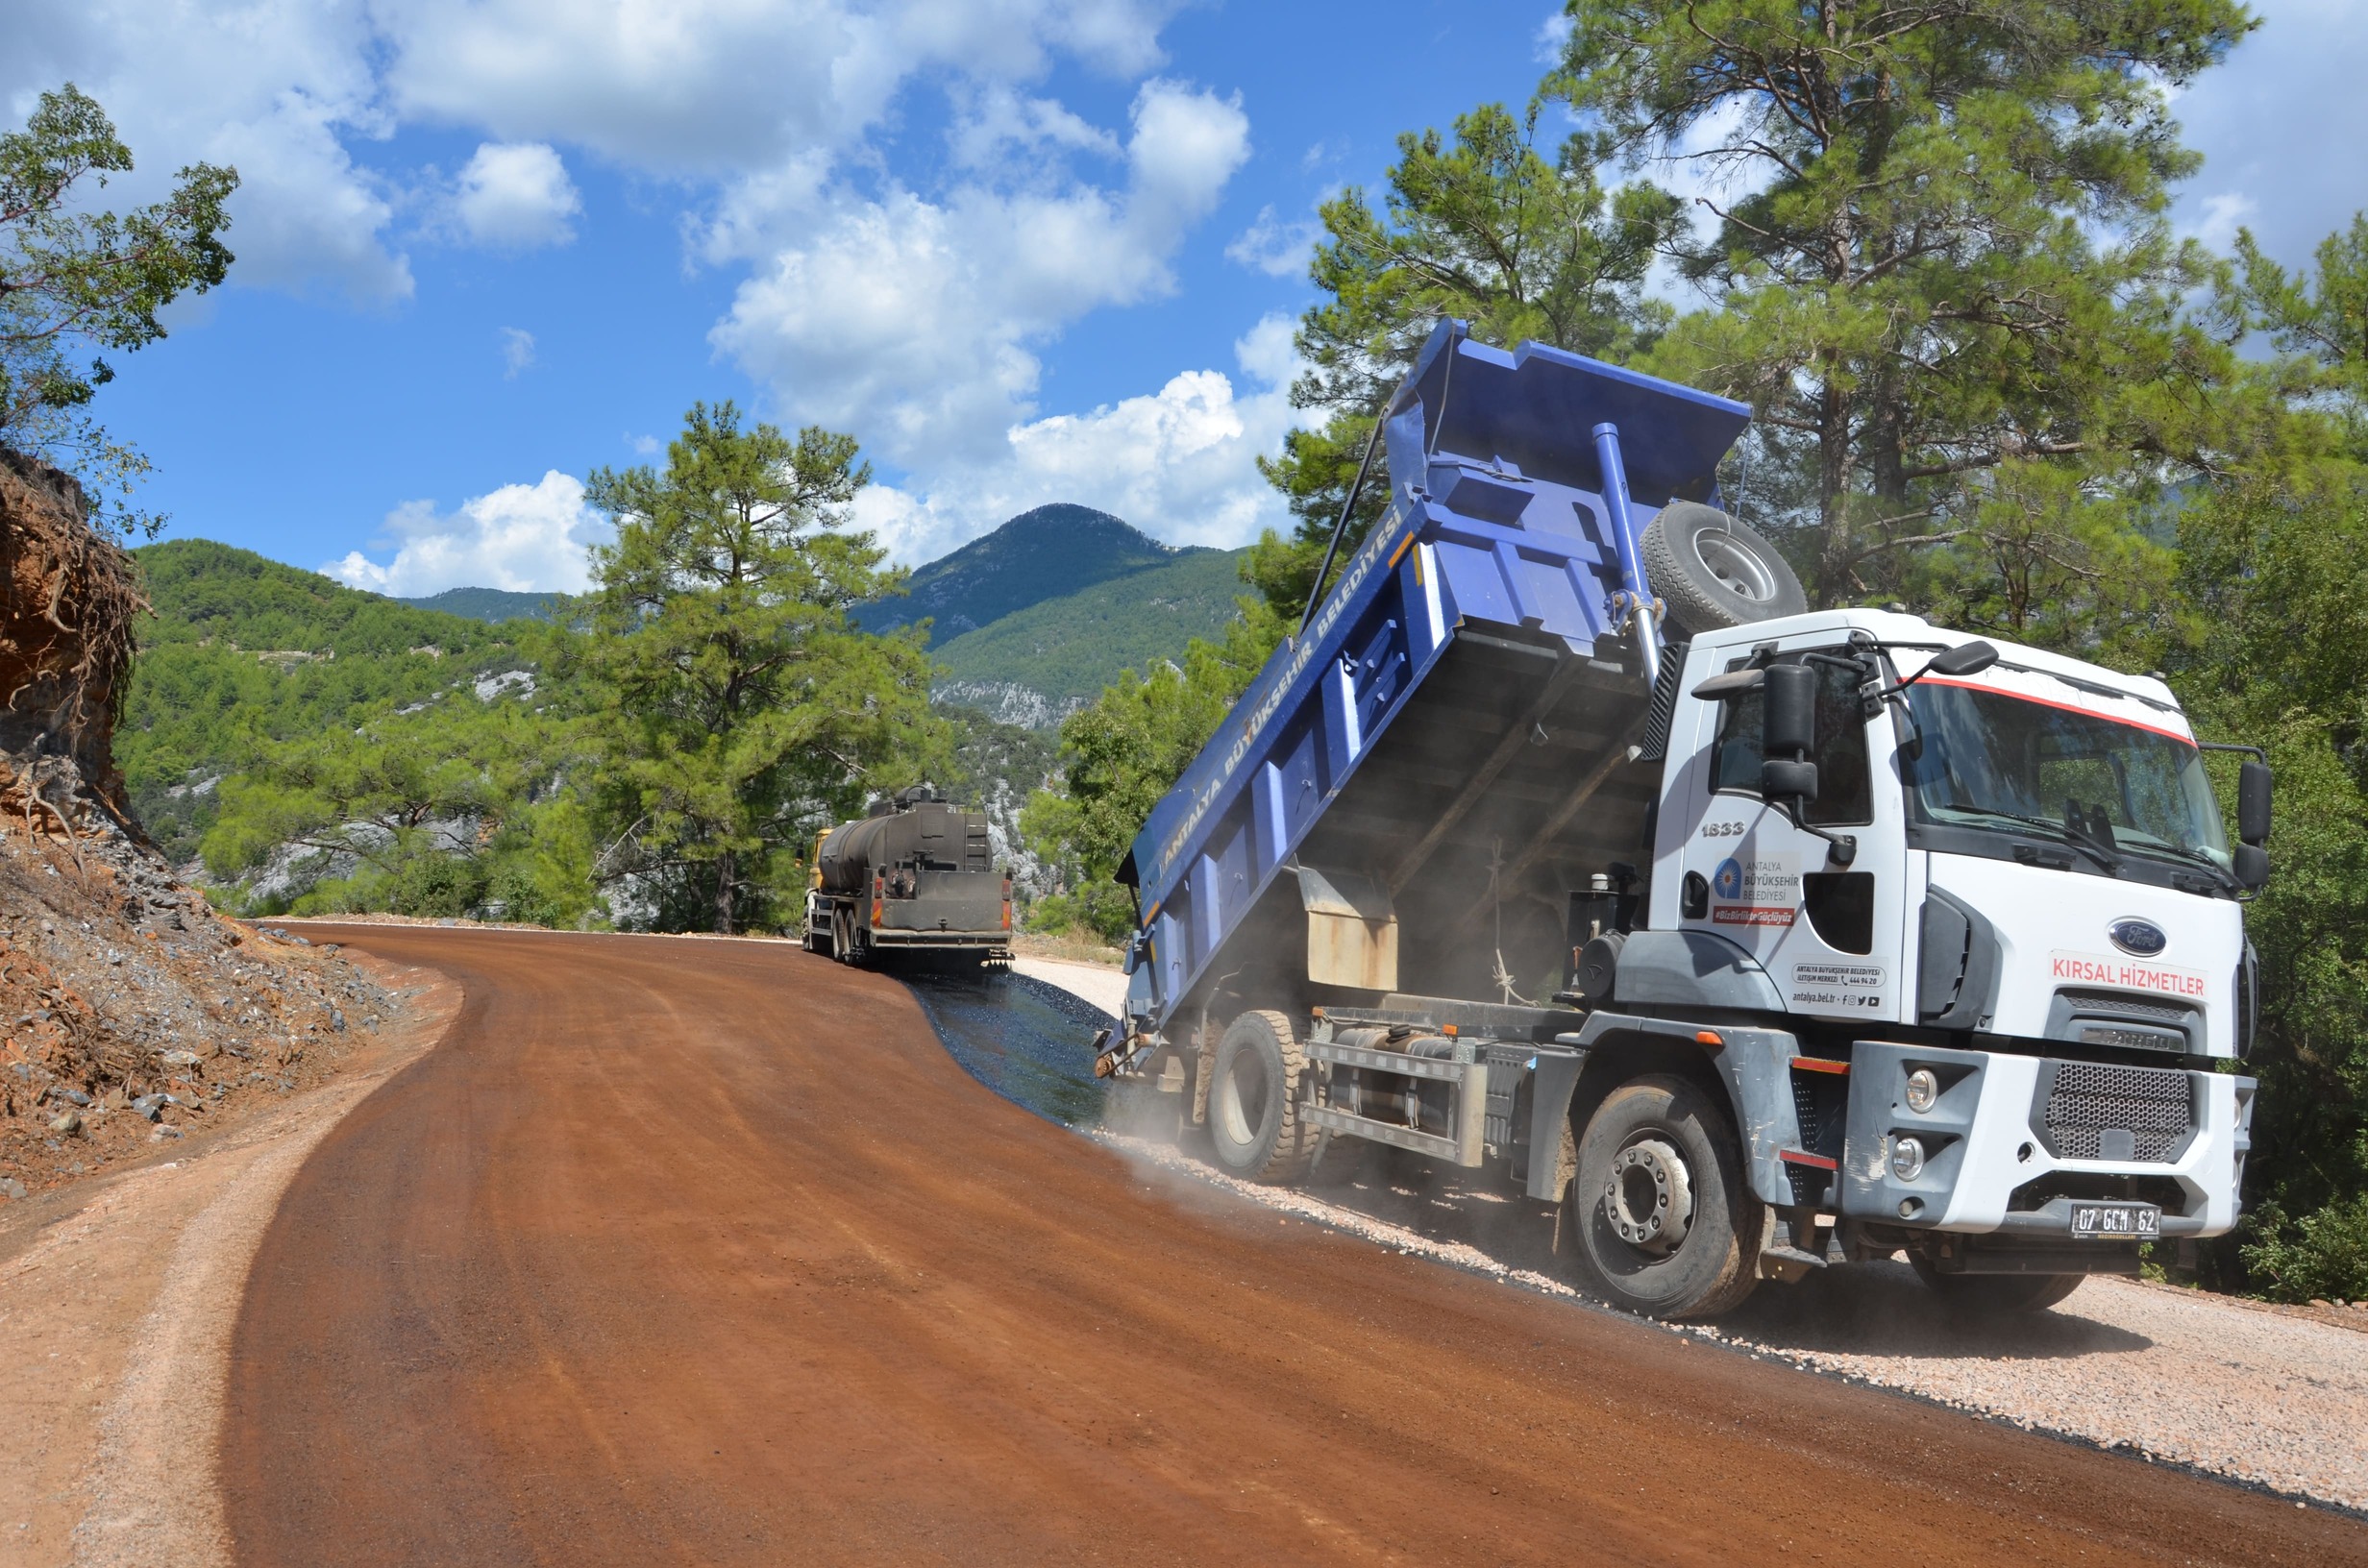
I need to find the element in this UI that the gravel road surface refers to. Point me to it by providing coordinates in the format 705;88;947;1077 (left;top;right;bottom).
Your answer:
223;927;2366;1565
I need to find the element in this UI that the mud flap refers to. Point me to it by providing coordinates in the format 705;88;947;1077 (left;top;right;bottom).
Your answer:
1531;1013;1802;1208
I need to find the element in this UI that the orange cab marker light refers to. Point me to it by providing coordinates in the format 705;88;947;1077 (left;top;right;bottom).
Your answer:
1791;1056;1852;1075
1694;1030;1723;1046
1443;1024;1459;1038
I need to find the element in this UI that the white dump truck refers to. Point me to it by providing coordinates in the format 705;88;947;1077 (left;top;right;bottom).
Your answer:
1097;323;2264;1318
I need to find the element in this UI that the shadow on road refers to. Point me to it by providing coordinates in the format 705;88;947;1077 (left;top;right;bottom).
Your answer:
907;969;2153;1361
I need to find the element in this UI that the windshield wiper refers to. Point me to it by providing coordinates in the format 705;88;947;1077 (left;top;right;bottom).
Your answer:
1954;808;2124;874
2117;838;2241;892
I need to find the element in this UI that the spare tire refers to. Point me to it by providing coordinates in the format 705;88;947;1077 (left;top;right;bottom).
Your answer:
1640;502;1806;635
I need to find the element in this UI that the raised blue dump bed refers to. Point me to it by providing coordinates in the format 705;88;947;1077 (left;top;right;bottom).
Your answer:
1125;323;1749;1029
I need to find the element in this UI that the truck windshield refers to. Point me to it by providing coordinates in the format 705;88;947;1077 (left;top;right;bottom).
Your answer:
1900;679;2231;875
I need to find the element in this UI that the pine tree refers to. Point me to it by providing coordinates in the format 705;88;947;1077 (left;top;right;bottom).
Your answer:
579;404;941;934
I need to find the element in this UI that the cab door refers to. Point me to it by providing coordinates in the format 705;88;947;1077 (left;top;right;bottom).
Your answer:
1674;641;1910;1025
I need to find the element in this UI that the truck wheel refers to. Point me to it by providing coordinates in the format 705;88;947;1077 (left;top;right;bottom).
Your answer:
1640;502;1806;636
1909;1257;2084;1315
1206;1010;1318;1185
1569;1075;1762;1319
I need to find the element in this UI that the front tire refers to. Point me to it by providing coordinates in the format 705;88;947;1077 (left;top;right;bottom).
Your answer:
1205;1010;1318;1185
1909;1257;2084;1315
1569;1075;1762;1319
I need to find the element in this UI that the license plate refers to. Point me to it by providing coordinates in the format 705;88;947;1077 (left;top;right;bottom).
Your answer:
2069;1202;2159;1240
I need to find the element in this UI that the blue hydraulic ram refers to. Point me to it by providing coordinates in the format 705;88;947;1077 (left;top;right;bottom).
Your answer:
1120;321;1749;1031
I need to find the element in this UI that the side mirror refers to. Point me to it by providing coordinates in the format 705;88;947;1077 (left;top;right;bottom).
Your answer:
2238;759;2272;845
2234;842;2269;891
1927;640;2000;678
1691;667;1766;700
1763;663;1817;756
1763;757;1820;802
1761;663;1820;804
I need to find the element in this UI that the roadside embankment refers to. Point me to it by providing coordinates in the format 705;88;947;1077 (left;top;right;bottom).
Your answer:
0;952;454;1567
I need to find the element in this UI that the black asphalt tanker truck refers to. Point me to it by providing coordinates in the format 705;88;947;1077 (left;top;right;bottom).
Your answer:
803;786;1012;967
1096;321;2267;1319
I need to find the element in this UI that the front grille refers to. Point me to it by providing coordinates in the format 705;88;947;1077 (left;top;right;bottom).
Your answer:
2044;1062;2194;1162
2057;989;2197;1026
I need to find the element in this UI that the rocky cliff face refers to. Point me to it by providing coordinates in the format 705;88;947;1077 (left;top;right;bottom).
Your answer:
0;447;398;1202
0;450;141;817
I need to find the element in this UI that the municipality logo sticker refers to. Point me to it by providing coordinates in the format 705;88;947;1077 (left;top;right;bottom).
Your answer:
1713;857;1743;901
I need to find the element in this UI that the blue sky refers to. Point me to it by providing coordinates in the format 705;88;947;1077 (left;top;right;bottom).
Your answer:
10;0;2362;595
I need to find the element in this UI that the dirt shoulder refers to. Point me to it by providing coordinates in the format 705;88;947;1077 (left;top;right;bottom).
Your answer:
0;952;456;1568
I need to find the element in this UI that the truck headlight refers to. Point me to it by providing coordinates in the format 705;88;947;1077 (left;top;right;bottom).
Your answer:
1904;1068;1938;1115
1890;1136;1926;1183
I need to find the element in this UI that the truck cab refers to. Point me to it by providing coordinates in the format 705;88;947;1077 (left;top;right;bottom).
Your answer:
1640;612;2257;1271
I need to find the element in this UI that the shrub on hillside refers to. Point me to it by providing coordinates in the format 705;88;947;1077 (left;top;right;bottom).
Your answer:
2241;1197;2368;1303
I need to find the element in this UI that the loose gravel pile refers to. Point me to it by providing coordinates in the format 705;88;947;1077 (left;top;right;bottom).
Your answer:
999;966;2368;1514
0;793;397;1201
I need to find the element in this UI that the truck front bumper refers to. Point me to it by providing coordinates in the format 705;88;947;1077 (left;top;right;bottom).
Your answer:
1838;1041;2255;1239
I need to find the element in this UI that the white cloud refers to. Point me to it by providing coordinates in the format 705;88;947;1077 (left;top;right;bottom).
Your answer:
1232;310;1298;387
379;0;1177;173
4;0;411;302
499;327;537;378
1225;202;1320;278
22;1;1286;585
449;141;581;249
2192;191;2259;256
326;471;607;596
1532;11;1574;65
851;310;1306;565
5;0;1189;303
947;85;1122;170
2173;0;2368;269
709;79;1250;467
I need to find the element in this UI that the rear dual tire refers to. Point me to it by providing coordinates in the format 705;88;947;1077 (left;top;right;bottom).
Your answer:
1909;1257;2084;1314
1206;1010;1320;1186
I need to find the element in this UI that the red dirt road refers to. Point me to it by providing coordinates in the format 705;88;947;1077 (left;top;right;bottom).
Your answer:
223;927;2366;1565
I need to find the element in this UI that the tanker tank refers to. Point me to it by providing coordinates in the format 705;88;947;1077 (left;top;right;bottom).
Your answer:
804;785;1011;968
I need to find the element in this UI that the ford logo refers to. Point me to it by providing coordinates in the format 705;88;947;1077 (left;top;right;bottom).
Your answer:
2109;919;2167;957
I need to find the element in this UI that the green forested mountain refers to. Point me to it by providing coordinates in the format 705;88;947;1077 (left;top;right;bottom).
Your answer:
394;585;564;623
932;546;1246;711
123;540;528;861
855;503;1197;638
